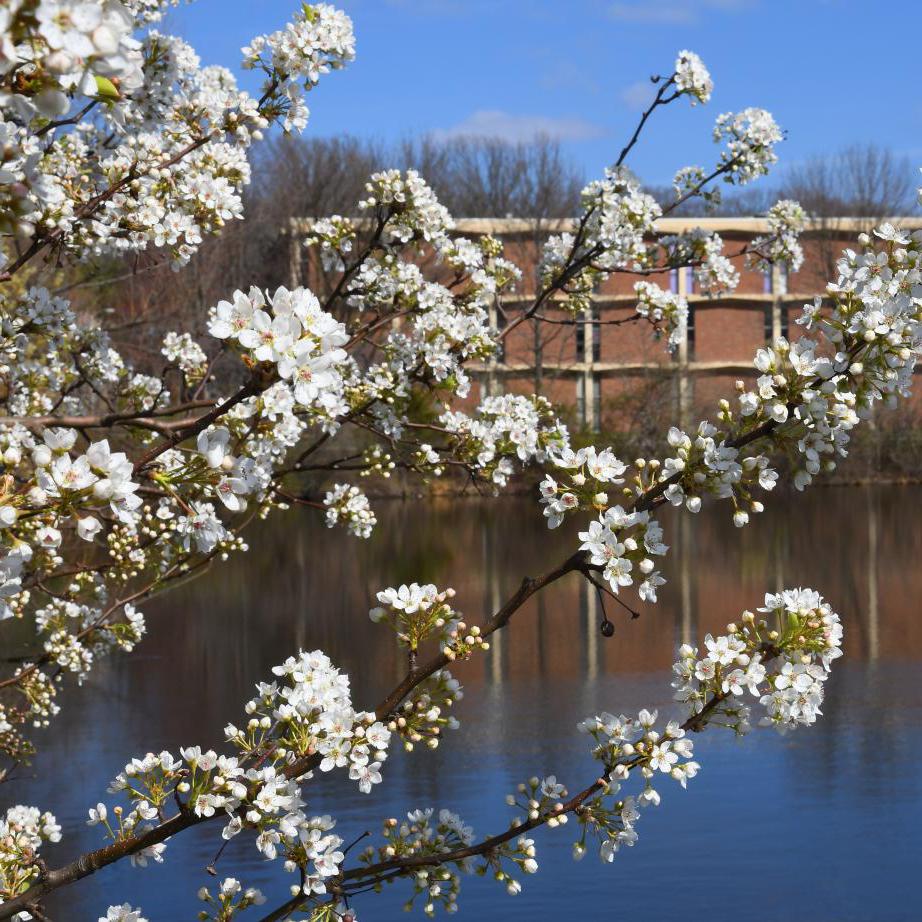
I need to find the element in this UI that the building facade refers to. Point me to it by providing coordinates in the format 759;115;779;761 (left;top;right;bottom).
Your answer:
289;216;922;431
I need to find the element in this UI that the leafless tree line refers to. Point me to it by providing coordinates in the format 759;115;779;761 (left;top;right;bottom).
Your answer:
63;138;918;368
649;143;918;219
43;135;919;477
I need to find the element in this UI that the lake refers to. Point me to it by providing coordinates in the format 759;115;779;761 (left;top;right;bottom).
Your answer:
11;485;922;921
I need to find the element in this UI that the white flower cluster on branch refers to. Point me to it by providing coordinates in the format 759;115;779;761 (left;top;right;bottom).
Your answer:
540;219;921;599
673;50;712;105
0;805;61;905
633;280;688;351
0;15;912;919
0;1;354;265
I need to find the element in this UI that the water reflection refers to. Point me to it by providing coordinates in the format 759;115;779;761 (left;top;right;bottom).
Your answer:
10;486;922;921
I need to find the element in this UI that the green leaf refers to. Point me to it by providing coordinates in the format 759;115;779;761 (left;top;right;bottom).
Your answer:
94;75;120;100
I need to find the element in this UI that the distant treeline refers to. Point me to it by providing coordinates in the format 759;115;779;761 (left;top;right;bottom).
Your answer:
61;135;919;376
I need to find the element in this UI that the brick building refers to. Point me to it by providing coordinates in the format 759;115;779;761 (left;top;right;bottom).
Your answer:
289;216;922;430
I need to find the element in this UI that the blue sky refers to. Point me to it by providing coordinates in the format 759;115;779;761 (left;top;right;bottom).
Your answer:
169;0;922;186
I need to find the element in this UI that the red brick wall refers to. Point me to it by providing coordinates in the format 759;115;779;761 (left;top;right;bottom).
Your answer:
695;305;765;362
298;222;920;428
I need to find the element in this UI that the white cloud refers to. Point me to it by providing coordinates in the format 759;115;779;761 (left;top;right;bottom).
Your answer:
620;80;657;111
608;0;755;25
432;110;605;143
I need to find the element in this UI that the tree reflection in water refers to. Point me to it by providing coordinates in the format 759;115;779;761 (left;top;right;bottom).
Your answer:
19;485;922;922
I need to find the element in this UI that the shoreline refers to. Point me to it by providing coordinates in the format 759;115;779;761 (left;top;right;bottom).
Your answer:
354;476;922;502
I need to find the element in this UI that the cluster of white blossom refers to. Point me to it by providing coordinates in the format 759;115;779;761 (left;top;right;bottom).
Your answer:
749;198;807;273
0;547;30;621
441;395;569;488
313;176;521;412
193;427;261;513
539;445;628;528
539;169;662;315
239;648;391;797
672;588;842;732
0;113;64;237
358;169;453;246
370;583;453;646
323;482;376;538
1;1;145;123
391;668;463;753
672;165;717;206
99;904;147;922
161;331;208;384
538;446;668;599
242;3;355;133
0;286;137;418
32;431;142;525
369;584;472;748
358;808;478;914
713;107;783;184
196;878;266;920
0;804;62;910
353;259;494;398
633;280;688;350
577;506;668;602
123;0;181;25
658;227;741;295
359;805;543;911
1;2;355;265
673;50;712;104
659;421;778;521
37;598;145;681
90;650;390;899
208;285;350;424
305;214;355;271
334;199;521;404
576;708;698;858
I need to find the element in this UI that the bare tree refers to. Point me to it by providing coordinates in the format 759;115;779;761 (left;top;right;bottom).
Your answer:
782;143;917;218
397;134;583;219
779;144;919;279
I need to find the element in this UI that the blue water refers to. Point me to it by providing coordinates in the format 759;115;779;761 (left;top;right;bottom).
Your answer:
8;487;921;921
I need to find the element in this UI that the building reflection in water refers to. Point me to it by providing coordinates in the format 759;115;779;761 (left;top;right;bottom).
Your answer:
15;485;922;922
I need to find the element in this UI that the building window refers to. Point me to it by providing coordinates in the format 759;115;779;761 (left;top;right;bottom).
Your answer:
576;377;601;431
763;265;789;296
592;377;602;430
669;267;679;293
684;266;695;295
592;306;600;362
763;303;789;343
685;304;696;360
777;264;789;295
495;305;506;362
575;306;600;362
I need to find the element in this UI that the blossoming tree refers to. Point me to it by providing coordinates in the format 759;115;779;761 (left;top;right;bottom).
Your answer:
0;3;918;920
